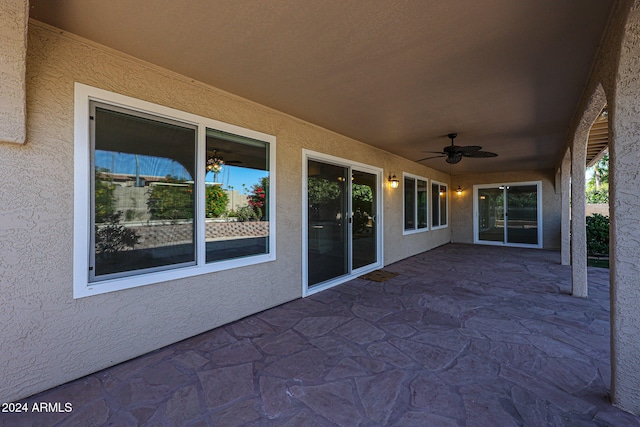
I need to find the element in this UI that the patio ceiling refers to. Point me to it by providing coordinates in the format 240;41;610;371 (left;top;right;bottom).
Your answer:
29;0;613;175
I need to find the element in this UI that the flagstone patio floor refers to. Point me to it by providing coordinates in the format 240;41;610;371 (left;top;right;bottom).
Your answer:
2;244;640;426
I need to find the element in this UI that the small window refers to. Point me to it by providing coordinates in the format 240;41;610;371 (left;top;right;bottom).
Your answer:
431;181;448;229
74;83;276;298
205;129;270;263
404;173;428;233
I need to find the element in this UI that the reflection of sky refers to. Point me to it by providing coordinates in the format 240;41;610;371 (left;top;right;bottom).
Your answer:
96;151;267;194
96;150;191;179
207;166;267;194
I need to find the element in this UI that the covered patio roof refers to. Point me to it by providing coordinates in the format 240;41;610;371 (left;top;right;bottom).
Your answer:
28;0;614;175
5;245;638;425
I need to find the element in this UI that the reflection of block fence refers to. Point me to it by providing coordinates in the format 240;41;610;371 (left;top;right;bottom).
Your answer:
125;221;269;249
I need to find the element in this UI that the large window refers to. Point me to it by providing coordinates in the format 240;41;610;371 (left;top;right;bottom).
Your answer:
91;104;197;280
403;174;428;233
74;84;275;298
431;181;448;229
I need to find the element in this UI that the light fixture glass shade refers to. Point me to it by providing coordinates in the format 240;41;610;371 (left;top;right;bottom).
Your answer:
389;174;399;189
206;150;224;173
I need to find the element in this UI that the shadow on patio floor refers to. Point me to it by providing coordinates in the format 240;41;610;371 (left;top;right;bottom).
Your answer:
2;244;638;426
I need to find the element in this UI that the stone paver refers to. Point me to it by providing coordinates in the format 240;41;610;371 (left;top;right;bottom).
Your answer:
2;244;639;426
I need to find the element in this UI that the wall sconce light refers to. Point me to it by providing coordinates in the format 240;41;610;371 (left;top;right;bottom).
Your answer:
456;185;463;195
388;174;399;189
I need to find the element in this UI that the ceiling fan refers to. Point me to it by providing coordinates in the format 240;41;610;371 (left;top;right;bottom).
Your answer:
417;133;498;164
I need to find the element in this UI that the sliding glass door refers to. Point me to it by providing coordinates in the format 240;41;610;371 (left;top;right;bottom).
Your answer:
307;161;349;286
305;153;382;294
475;182;542;248
352;170;377;270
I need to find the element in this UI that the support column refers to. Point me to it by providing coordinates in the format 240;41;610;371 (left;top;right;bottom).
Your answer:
0;0;29;144
610;1;640;414
561;149;571;266
570;135;587;297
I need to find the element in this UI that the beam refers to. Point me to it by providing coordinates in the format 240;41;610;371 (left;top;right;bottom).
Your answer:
0;0;28;144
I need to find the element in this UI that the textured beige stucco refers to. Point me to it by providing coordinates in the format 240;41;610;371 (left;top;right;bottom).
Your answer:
0;0;28;144
450;169;561;250
610;0;640;414
0;22;454;402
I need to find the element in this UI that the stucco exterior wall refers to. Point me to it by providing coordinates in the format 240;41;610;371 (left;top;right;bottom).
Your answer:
450;169;561;250
0;22;451;402
610;0;640;414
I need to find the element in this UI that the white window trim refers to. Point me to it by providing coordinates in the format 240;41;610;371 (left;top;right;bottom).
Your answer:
74;83;276;298
431;180;449;230
402;172;429;235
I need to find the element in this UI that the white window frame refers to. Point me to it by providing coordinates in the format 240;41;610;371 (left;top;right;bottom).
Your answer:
402;172;429;235
431;180;449;230
74;83;276;298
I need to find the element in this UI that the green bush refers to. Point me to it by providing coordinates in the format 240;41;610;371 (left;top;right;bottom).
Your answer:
206;185;229;218
586;213;609;256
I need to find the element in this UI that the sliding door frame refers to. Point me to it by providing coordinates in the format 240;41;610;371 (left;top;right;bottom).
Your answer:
302;150;384;296
473;181;543;249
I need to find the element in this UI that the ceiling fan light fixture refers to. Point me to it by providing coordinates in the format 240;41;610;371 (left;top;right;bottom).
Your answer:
446;153;462;164
206;150;224;173
416;133;498;164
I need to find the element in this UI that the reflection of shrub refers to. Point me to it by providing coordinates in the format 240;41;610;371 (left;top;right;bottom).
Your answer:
147;179;194;220
586;213;609;256
95;212;140;254
233;206;260;222
206;185;229;218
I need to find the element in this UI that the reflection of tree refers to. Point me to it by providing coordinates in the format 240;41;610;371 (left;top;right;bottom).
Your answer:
352;183;373;233
506;192;536;207
308;177;340;204
95;168;116;222
248;177;269;220
352;183;373;213
206;185;229;218
94;168;140;258
308;177;343;223
147;175;194;220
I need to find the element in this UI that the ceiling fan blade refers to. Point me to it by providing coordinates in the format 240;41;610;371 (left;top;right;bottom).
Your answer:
421;150;447;154
463;151;498;158
416;155;446;162
457;145;482;153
